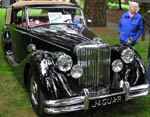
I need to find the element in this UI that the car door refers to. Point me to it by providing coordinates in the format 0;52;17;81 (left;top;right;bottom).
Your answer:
7;8;31;63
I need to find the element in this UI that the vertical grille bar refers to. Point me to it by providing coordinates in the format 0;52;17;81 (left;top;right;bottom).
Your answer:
76;43;111;92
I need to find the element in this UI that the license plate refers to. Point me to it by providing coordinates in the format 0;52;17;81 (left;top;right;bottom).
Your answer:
90;94;125;108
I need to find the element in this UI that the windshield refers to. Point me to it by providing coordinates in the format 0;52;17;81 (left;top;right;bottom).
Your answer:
26;7;85;30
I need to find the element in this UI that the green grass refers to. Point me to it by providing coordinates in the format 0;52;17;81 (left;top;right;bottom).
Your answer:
108;2;129;10
0;8;6;33
0;43;36;116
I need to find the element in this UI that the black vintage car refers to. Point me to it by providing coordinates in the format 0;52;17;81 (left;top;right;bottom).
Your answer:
1;1;149;116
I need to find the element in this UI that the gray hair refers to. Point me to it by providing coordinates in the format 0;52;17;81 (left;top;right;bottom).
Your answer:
129;2;139;9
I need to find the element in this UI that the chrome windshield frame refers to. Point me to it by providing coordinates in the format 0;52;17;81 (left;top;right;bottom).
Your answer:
25;5;86;28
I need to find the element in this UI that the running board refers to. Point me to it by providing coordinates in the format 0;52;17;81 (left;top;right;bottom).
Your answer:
6;55;19;67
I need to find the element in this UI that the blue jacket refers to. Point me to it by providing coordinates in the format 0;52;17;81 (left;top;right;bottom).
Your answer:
118;11;143;45
74;18;81;29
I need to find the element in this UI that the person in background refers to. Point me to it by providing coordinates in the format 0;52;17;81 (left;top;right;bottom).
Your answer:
73;17;82;29
118;2;143;46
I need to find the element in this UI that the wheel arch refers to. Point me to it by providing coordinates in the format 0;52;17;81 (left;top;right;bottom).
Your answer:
23;63;31;87
110;44;146;87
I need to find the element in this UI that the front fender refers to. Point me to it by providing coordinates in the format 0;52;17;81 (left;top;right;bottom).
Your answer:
111;44;146;87
31;50;73;100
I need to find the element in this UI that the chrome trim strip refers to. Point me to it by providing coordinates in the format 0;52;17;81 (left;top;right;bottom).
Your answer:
44;105;84;114
128;84;149;100
44;96;85;107
130;84;149;92
129;90;149;100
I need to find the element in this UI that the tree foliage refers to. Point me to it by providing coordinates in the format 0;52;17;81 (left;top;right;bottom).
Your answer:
108;0;123;10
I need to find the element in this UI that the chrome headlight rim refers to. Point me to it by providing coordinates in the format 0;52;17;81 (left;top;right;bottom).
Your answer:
112;59;123;73
121;48;134;64
71;65;83;79
56;54;73;72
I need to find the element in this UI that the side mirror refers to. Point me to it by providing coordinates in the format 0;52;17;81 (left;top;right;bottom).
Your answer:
27;44;36;53
87;19;92;23
87;19;92;26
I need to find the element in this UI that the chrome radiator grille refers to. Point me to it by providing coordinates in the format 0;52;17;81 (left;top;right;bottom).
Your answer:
75;43;111;91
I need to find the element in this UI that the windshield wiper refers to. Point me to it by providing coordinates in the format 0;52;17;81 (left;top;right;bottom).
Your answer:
31;23;51;28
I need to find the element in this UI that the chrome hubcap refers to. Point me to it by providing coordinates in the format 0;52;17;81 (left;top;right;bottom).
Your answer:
30;76;38;105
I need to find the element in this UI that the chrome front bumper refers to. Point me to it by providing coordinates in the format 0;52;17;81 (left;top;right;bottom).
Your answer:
44;82;149;114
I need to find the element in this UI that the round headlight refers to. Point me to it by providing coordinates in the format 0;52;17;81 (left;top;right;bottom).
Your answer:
56;55;73;72
112;59;123;73
71;65;83;79
121;48;134;64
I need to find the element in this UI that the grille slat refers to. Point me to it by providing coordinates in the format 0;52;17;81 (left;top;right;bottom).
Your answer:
75;43;111;92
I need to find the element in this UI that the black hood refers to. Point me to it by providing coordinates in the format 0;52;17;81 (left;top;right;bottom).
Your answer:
30;25;97;50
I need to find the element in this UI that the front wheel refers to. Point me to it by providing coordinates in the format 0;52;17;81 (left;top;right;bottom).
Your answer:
28;71;46;116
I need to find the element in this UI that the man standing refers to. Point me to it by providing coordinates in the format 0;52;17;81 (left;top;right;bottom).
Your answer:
118;2;143;46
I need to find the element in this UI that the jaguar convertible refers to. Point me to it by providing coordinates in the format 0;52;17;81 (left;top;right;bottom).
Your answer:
1;1;149;116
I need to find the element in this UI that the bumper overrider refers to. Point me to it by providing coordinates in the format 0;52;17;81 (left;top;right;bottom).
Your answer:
44;82;149;114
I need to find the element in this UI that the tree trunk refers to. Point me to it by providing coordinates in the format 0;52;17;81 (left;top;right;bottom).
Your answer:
118;0;122;10
140;3;150;41
83;0;106;27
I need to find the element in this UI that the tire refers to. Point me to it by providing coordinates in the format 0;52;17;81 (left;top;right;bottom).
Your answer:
2;31;12;56
28;71;46;117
